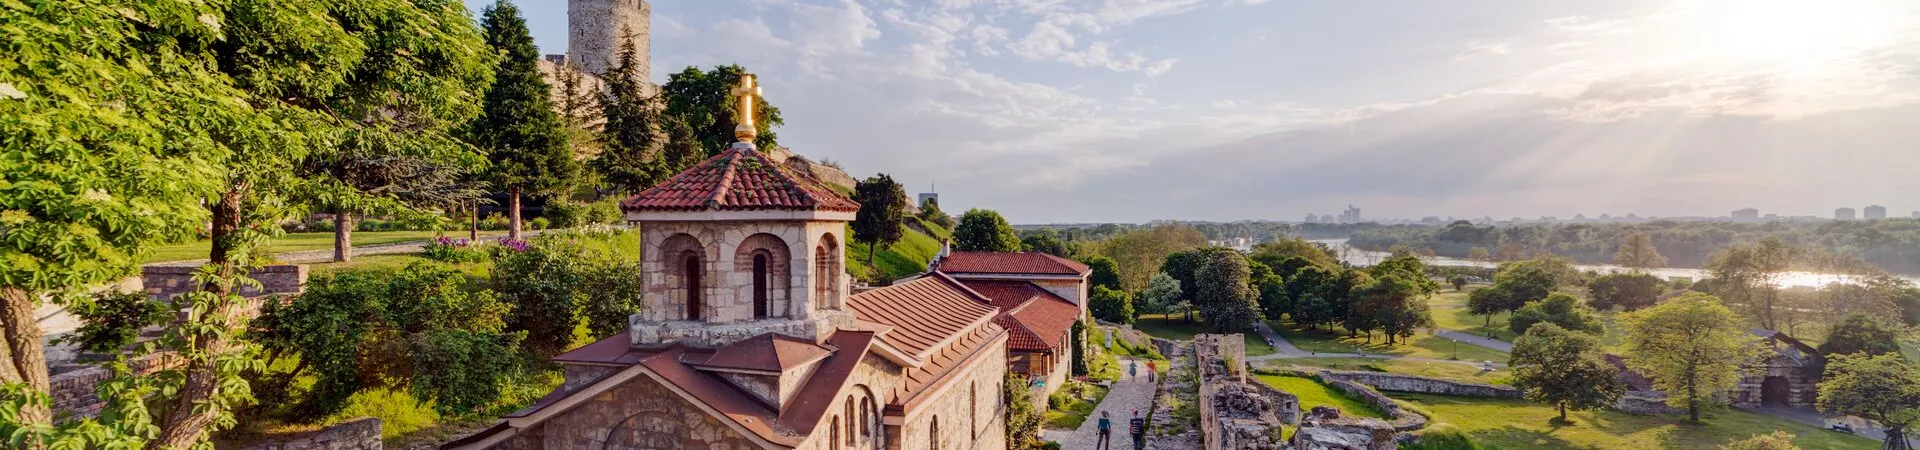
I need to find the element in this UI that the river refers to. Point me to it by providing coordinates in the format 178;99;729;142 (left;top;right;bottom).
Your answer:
1304;239;1920;288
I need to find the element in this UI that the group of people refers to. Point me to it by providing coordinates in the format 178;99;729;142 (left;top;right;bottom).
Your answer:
1093;359;1155;450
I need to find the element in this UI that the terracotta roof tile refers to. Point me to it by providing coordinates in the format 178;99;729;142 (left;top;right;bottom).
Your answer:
688;333;832;373
847;273;999;360
961;280;1080;352
620;143;859;213
939;252;1091;276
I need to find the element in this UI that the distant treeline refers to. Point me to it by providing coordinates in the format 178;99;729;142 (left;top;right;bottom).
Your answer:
1348;219;1920;275
1037;221;1385;243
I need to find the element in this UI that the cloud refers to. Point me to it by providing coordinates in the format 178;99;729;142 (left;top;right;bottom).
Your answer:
1454;41;1510;60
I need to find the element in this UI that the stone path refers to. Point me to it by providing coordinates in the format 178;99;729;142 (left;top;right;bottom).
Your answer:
1041;358;1157;449
1432;329;1513;353
1248;322;1508;368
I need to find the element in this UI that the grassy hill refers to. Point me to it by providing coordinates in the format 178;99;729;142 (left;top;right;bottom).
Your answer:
845;217;950;283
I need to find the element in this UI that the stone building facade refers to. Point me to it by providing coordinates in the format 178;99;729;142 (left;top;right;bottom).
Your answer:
1732;330;1821;407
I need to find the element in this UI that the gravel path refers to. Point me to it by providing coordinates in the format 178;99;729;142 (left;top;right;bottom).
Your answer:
1433;329;1513;352
1042;358;1158;449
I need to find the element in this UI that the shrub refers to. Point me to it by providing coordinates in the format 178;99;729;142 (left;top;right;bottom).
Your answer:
59;290;171;354
543;201;588;228
529;217;550;230
423;236;490;263
491;237;641;357
1404;423;1480;450
1040;442;1063;450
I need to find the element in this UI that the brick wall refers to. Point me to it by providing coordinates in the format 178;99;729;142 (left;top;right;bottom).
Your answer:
229;417;382;450
50;351;178;417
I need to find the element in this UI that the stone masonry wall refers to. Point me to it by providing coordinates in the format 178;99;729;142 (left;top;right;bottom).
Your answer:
51;351;177;417
1318;370;1521;399
567;0;649;82
142;265;307;300
229;417;382;450
1194;334;1289;450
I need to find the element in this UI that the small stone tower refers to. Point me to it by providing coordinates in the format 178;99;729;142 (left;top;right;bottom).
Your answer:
568;0;649;82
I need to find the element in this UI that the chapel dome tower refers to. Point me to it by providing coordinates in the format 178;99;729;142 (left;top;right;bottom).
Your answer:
618;75;860;347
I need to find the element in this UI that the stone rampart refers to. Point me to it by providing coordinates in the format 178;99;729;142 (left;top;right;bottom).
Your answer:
142;264;307;300
1195;334;1289;450
1318;370;1522;399
229;417;382;450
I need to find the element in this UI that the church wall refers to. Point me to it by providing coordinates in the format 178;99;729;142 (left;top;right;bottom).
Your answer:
500;374;762;450
1030;278;1088;320
792;353;907;450
896;339;1010;450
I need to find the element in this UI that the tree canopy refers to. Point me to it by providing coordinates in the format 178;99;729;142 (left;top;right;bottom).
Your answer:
469;1;575;239
1090;286;1135;324
851;174;908;267
1613;231;1669;269
1194;250;1261;332
1816;353;1920;450
660;65;782;155
1815;313;1903;359
1078;255;1123;292
1620;292;1768;422
1510;323;1627;423
1509;293;1605;336
954;209;1021;252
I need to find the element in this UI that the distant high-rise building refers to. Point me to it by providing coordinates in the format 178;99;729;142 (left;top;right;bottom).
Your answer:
1836;207;1857;220
1732;208;1759;220
1304;214;1321;223
1864;205;1887;219
1339;205;1362;223
916;183;938;208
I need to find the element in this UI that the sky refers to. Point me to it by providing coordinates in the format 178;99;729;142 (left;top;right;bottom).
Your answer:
473;0;1920;224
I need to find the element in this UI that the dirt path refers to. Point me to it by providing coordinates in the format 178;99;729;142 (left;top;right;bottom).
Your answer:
1041;358;1157;449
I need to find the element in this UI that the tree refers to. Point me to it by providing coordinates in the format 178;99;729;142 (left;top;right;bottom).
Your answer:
490;237;645;358
1589;272;1663;311
1090;286;1135;324
1135;273;1184;317
1004;371;1043;449
304;144;484;262
1250;238;1341;269
1096;225;1207;291
954;209;1021;252
1720;432;1803;450
1509;293;1604;336
1079;255;1124;292
553;60;603;160
1021;230;1071;257
1069;321;1088;376
1284;266;1343;330
661;65;782;155
1816;313;1902;359
469;1;576;240
1351;275;1433;345
1370;253;1441;295
1468;247;1493;262
1163;247;1241;305
1255;267;1290;325
1447;275;1469;291
591;30;666;194
1466;259;1563;328
1706;237;1799;331
1613;231;1669;270
1620;293;1768;422
851;175;907;266
919;197;956;229
1194;251;1261;332
1510;323;1627;423
1816;353;1920;450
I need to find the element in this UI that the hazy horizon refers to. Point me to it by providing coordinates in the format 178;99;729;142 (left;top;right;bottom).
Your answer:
477;0;1920;223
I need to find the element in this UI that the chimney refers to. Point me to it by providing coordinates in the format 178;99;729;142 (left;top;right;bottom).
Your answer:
927;239;952;272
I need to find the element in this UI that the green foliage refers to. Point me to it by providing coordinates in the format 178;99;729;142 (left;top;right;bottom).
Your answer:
1070;322;1088;376
408;329;526;415
1077;255;1123;292
1815;313;1902;358
1004;371;1043;449
59;290;171;355
1351;274;1434;344
954;209;1022;252
1719;431;1804;450
1620;292;1769;421
1283;265;1346;330
1508;293;1604;336
491;236;644;356
1510;323;1626;422
660;65;783;155
1162;247;1241;303
1254;268;1289;324
1134;273;1184;317
1091;286;1135;324
1446;275;1469;291
1705;237;1801;330
1370;253;1441;295
1021;229;1071;257
1250;237;1342;270
1195;250;1261;332
919;197;955;229
1815;353;1920;450
1614;231;1670;269
1095;225;1208;291
469;0;577;208
1589;272;1664;311
544;198;623;229
1467;256;1571;325
1351;219;1920;275
852;174;908;266
592;33;670;194
1404;423;1482;450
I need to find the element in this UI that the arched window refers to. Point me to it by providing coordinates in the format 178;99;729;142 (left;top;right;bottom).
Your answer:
831;416;841;450
860;397;873;439
753;253;770;319
969;383;977;440
845;399;856;445
930;417;940;450
683;252;703;320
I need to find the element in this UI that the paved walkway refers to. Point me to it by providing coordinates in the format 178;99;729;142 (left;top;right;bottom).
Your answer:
148;230;541;267
1042;358;1157;449
1433;329;1513;352
1741;406;1889;443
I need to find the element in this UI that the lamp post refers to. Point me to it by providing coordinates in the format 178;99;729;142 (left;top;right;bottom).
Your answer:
1451;339;1458;360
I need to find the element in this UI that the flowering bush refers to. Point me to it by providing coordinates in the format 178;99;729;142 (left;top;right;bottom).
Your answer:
496;237;530;253
424;236;489;263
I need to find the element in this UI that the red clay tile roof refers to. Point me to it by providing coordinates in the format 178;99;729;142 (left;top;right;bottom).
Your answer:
550;331;645;366
939;252;1091;276
847;273;1000;360
960;280;1080;352
776;331;874;435
620;143;859;212
688;333;832;373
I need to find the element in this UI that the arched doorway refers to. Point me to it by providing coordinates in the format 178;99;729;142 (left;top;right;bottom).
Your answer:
683;252;703;320
1761;376;1790;406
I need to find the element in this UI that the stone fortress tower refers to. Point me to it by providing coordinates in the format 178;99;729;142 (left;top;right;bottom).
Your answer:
567;0;649;84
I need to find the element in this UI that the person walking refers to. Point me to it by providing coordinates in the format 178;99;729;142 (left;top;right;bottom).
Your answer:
1095;411;1113;450
1129;359;1138;379
1128;409;1147;450
1146;360;1156;382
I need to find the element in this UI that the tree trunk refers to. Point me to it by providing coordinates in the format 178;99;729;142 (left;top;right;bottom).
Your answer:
332;212;353;262
1558;403;1568;422
151;186;248;450
508;187;523;241
868;241;878;267
468;200;479;242
0;286;51;429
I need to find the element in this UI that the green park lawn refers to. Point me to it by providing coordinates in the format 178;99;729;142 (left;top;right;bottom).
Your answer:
1270;319;1510;364
1253;374;1388;419
141;230;501;264
1429;288;1521;342
1392;393;1879;450
1263;357;1512;385
844;224;945;282
1133;315;1276;356
1042;382;1111;430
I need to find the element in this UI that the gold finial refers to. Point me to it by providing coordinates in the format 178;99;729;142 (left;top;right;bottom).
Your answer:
732;73;761;143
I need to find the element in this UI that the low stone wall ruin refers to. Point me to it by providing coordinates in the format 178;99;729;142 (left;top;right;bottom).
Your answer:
1318;370;1522;399
226;417;383;450
1616;391;1686;415
1194;334;1293;450
143;264;308;300
50;351;177;417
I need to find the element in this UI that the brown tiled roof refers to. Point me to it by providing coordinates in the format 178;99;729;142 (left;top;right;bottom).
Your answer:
961;280;1080;352
688;333;831;373
550;331;644;366
939;252;1091;276
620;143;859;212
847;273;1000;360
776;331;874;435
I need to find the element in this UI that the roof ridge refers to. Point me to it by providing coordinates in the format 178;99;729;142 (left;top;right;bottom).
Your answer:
707;148;742;207
743;146;819;208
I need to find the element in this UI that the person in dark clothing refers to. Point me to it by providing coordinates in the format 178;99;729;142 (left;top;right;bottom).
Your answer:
1096;410;1113;449
1128;409;1147;450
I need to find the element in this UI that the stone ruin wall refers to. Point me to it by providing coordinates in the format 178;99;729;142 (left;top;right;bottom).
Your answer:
567;0;649;83
1193;334;1294;450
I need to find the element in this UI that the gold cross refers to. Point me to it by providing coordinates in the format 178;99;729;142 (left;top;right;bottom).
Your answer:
732;74;761;143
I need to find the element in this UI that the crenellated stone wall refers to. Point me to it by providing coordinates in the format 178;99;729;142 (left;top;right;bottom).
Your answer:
228;417;382;450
